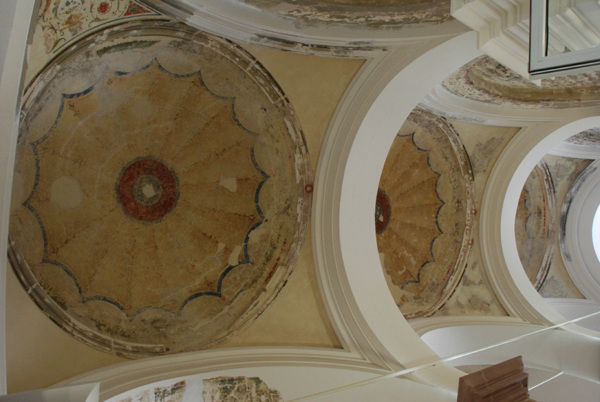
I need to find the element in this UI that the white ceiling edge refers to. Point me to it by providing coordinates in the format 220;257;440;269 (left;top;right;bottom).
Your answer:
480;115;600;336
0;0;39;396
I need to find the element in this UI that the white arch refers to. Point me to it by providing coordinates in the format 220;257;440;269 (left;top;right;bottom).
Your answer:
480;116;600;330
313;31;483;390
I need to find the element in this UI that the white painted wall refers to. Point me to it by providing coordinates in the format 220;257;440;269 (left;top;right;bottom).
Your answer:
0;0;38;395
0;383;98;402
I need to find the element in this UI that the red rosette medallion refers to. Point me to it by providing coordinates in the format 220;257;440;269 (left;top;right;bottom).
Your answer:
117;157;179;223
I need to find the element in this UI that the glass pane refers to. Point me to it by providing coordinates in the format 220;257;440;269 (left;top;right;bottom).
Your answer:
547;0;600;56
530;0;600;77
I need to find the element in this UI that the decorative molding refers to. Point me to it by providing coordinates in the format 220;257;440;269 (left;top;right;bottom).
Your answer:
451;0;530;78
549;141;600;159
58;348;386;400
411;316;528;337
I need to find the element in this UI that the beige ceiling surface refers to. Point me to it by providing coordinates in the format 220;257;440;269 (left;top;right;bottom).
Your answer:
10;22;312;356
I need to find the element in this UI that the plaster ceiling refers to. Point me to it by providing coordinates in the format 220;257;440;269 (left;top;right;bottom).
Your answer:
6;0;600;395
9;21;311;356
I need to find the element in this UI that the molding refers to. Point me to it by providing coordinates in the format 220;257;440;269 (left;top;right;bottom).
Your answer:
480;116;600;327
143;0;469;56
420;84;600;127
451;0;531;78
411;316;528;337
549;142;600;159
58;348;385;400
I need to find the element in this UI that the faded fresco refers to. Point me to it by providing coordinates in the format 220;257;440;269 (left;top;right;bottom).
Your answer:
118;380;186;402
515;161;556;289
443;56;600;108
241;0;451;26
434;122;520;317
10;22;312;356
566;128;600;146
29;0;163;82
377;108;475;318
203;376;282;401
37;0;159;54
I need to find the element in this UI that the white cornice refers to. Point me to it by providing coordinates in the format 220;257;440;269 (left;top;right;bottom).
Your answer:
58;348;385;400
451;0;531;78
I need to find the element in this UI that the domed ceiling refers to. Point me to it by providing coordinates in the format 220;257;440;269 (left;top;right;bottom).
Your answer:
9;22;312;356
376;108;474;318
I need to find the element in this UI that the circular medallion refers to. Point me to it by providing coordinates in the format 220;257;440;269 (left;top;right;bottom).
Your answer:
117;157;179;223
10;22;312;356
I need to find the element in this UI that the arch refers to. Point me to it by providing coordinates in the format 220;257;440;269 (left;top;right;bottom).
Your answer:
313;31;483;389
480;115;600;331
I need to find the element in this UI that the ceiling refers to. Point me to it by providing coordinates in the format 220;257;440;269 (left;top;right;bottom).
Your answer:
4;0;600;397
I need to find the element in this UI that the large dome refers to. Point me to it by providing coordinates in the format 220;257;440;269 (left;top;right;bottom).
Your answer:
9;22;312;357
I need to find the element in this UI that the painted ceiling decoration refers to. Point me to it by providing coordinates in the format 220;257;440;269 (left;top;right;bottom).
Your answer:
111;375;282;402
443;55;600;109
515;161;556;290
240;0;452;27
376;108;475;318
9;21;312;357
36;0;162;55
